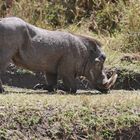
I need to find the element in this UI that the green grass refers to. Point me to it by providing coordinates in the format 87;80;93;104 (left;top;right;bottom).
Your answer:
0;86;139;139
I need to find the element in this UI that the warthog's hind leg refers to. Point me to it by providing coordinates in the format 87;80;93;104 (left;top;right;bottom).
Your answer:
0;79;4;93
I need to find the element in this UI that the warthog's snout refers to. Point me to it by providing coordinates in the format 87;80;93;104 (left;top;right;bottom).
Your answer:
95;71;118;93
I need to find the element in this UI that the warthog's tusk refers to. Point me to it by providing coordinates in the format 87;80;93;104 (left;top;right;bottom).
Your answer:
95;57;100;62
104;71;118;89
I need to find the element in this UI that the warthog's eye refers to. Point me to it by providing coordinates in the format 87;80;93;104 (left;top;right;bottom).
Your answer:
99;54;106;62
95;54;106;63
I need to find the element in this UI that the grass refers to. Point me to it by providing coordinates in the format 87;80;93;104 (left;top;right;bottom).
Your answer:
0;86;139;139
103;38;140;72
0;1;140;139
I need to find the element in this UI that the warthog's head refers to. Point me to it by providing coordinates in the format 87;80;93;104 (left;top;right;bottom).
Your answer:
84;38;117;93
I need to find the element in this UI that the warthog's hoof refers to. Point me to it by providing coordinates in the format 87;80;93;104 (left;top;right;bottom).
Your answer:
95;88;109;94
57;84;77;93
96;87;109;93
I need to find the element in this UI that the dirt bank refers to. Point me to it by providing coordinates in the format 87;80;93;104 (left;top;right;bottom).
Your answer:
1;67;140;91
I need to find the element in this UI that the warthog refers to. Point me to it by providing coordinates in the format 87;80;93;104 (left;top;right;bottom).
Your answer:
0;17;117;93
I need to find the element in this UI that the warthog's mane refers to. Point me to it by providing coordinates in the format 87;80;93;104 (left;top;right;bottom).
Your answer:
74;34;102;48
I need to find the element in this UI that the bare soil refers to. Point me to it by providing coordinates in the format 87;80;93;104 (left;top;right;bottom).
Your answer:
114;125;140;140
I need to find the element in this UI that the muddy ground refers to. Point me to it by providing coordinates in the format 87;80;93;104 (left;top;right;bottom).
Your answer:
1;66;140;91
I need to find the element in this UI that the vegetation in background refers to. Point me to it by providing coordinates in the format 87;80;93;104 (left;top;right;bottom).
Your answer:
0;0;140;52
120;0;140;52
0;0;139;79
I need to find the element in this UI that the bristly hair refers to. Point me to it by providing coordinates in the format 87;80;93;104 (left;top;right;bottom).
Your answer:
75;34;102;47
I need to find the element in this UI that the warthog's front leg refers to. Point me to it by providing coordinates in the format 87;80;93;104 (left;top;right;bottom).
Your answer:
58;75;77;93
0;67;7;93
34;73;57;92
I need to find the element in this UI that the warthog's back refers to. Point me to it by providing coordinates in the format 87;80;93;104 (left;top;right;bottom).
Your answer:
0;17;89;73
0;17;27;49
0;17;86;73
